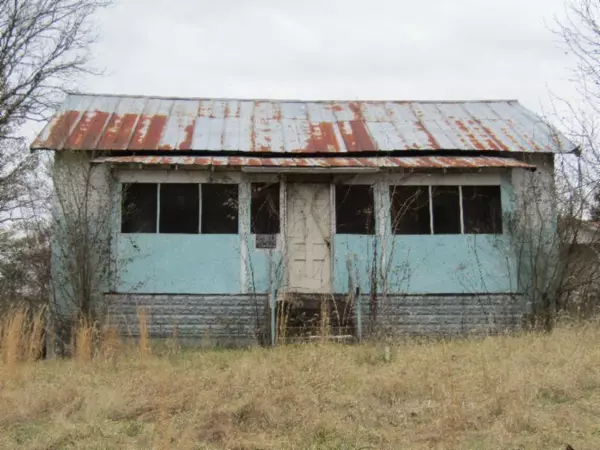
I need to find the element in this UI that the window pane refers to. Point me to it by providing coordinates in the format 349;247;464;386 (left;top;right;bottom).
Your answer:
335;185;375;235
432;186;461;234
462;186;503;234
389;186;430;234
159;184;199;234
202;184;239;234
121;183;157;233
251;183;280;234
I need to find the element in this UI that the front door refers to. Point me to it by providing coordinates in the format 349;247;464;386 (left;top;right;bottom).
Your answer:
285;183;332;293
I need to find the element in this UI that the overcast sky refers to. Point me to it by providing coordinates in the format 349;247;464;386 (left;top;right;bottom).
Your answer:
61;0;575;118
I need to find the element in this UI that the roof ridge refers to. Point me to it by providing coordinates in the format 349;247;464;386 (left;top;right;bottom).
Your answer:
65;91;520;104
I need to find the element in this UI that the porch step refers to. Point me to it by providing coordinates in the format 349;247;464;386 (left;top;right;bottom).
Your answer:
274;292;356;342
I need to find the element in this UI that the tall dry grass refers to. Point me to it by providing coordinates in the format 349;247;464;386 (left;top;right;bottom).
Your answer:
0;306;153;365
0;306;46;366
137;307;151;357
0;307;598;449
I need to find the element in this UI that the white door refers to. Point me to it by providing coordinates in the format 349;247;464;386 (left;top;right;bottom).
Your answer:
285;183;332;293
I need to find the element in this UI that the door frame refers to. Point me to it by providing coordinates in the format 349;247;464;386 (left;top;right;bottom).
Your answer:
282;180;334;293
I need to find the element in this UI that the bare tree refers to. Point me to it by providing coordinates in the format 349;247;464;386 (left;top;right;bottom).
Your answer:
554;0;600;210
0;0;111;341
0;0;111;227
544;0;600;319
0;221;51;310
1;0;111;131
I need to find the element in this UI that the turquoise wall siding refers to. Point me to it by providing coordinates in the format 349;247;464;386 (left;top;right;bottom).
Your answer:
116;234;283;295
246;245;283;293
333;235;517;295
117;234;241;294
333;235;378;294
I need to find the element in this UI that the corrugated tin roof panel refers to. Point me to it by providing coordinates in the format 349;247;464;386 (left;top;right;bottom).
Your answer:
32;94;576;153
93;155;535;170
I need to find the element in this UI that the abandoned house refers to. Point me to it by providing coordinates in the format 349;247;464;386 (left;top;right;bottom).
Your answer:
31;93;577;344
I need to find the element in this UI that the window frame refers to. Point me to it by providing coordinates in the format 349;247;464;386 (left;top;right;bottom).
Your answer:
461;185;503;234
158;183;201;234
430;185;462;235
388;183;503;236
119;181;240;235
201;183;240;235
389;185;432;235
121;182;159;234
250;182;281;235
334;184;376;235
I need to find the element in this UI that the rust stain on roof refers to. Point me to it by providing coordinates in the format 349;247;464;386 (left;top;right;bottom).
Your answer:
415;121;441;150
338;121;357;151
455;120;485;150
476;121;508;151
130;115;167;150
45;110;81;149
500;126;527;152
179;122;195;150
66;111;110;150
97;113;121;150
31;94;576;154
349;121;376;151
113;113;139;150
305;122;339;153
130;115;151;150
348;102;362;121
64;112;92;149
81;111;110;149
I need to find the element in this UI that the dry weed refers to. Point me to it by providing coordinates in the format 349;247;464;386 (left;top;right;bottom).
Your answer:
137;307;151;357
0;306;46;366
73;319;95;363
0;315;598;449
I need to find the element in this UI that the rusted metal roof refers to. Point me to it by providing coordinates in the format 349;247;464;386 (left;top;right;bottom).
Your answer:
93;155;535;170
32;94;575;154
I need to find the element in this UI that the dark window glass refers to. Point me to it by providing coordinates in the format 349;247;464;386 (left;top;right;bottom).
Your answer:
462;186;503;234
251;183;280;234
389;186;431;234
159;184;199;234
432;186;461;234
335;185;375;234
121;183;157;233
202;184;239;234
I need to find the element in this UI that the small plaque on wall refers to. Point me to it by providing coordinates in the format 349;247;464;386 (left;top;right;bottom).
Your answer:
256;234;277;249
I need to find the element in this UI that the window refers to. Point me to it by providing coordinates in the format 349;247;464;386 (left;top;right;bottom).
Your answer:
387;183;503;236
335;185;375;234
121;183;157;233
159;184;199;234
390;186;430;234
431;186;461;234
121;182;240;235
462;186;502;234
251;183;280;234
201;184;239;234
